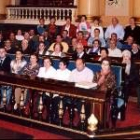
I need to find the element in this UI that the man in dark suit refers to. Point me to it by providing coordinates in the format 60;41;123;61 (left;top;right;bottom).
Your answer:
0;47;12;109
72;43;89;61
0;47;11;73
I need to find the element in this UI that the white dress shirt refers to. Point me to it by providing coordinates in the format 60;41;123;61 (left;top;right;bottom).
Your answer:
38;66;57;97
64;25;70;36
69;67;94;83
37;66;57;79
77;51;85;58
55;68;71;81
108;48;122;57
105;24;124;40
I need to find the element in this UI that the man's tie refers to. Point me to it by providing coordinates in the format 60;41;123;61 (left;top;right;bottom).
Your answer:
0;60;3;66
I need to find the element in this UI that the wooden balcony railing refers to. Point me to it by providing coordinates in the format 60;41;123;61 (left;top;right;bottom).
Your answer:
0;71;108;138
0;54;129;139
5;6;77;25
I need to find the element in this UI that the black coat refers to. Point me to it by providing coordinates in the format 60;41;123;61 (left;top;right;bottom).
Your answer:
124;25;140;44
0;56;11;73
72;51;89;61
125;62;139;86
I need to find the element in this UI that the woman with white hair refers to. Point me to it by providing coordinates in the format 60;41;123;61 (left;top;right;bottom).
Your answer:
122;50;132;75
122;50;140;105
21;39;32;54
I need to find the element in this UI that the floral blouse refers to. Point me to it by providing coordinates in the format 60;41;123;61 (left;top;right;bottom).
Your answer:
94;71;116;92
22;63;40;77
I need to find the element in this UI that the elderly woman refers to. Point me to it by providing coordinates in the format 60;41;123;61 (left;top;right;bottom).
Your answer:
122;50;139;104
46;43;66;57
21;39;32;55
94;58;116;92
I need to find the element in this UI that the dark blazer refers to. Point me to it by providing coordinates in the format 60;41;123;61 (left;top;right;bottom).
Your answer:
72;51;89;61
61;24;76;38
124;61;139;87
131;49;140;60
0;56;11;73
124;25;140;44
123;61;139;102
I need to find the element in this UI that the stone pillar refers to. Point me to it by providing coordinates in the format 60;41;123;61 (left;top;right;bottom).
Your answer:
133;0;140;17
11;0;16;5
0;0;11;19
74;0;78;6
133;0;140;24
78;0;99;22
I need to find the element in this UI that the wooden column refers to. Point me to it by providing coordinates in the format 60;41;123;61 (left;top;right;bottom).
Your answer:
133;0;140;24
0;0;11;19
78;0;99;22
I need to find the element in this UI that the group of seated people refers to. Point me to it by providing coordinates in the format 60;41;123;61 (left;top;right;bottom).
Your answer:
0;47;115;124
0;15;140;127
0;45;139;127
0;16;140;61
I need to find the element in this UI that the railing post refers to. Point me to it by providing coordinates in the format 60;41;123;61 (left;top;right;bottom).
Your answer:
7;8;10;19
33;9;36;20
14;8;17;19
2;87;7;112
20;88;25;116
29;9;32;19
74;0;78;6
80;100;86;131
25;9;28;19
58;96;64;126
38;93;43;121
44;9;46;20
17;9;20;19
48;94;52;123
86;101;98;138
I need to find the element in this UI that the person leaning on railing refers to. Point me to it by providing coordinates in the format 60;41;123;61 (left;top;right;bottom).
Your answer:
11;50;27;110
35;57;58;122
94;58;116;92
63;58;94;127
93;57;116;127
14;53;40;115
